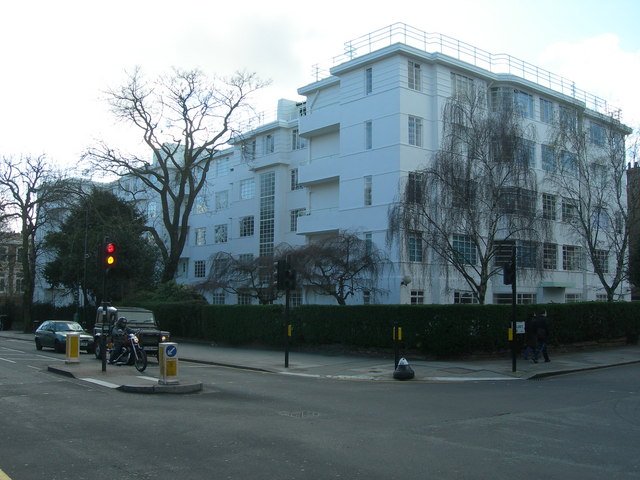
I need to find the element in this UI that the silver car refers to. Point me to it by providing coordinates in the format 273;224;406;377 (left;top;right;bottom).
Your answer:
35;320;95;354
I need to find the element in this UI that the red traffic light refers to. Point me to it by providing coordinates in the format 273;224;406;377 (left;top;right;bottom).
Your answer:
105;243;116;266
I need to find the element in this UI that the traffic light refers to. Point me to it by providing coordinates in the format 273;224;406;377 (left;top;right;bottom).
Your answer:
276;258;297;290
503;262;515;285
105;242;116;268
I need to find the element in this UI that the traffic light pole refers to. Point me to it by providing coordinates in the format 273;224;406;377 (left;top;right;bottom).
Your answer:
510;249;517;373
284;288;290;368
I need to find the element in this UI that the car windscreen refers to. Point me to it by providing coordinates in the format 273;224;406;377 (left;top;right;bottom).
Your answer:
121;312;156;325
55;322;84;332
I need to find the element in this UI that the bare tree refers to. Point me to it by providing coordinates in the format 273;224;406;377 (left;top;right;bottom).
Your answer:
388;86;545;304
547;111;633;301
198;251;282;305
0;155;75;331
84;68;267;282
292;232;388;305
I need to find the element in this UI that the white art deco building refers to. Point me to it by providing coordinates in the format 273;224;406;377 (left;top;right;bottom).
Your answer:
38;24;632;306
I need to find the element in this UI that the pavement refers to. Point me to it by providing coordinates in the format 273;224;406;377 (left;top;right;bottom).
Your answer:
2;329;640;393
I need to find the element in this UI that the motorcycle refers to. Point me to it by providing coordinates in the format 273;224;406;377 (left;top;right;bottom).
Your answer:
110;330;148;372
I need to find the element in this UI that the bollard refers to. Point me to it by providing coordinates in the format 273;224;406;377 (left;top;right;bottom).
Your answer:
393;357;414;380
66;333;80;364
159;342;179;385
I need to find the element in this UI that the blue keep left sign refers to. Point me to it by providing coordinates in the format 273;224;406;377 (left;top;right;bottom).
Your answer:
166;345;177;358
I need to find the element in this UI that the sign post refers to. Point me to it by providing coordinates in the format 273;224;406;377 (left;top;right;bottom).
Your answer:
159;342;179;385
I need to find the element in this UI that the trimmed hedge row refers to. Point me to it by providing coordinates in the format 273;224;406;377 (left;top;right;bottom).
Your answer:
31;301;640;357
134;301;640;357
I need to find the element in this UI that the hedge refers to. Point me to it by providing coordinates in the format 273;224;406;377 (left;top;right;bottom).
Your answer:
29;301;640;358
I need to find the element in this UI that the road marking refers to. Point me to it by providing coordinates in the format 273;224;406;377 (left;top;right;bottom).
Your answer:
0;357;16;364
80;378;120;389
137;376;157;382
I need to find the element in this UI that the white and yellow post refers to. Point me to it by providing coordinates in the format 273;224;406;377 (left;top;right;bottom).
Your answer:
65;333;80;364
158;342;179;385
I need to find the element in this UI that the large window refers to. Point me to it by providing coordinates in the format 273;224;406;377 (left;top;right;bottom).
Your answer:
514;90;534;118
454;290;479;304
517;241;537;269
259;172;275;256
407;171;425;204
408;116;423;147
215;191;228;211
290;208;306;232
453;234;477;265
240;178;255;200
408;61;421;91
499;187;536;215
543;243;557;270
194;260;206;278
292;128;306;150
541;145;556;172
562;245;584;271
408;232;423;262
590;121;605;146
491;87;533;118
264;134;275;154
517;139;536;168
562;198;578;222
594;249;609;273
290;168;302;191
215;224;228;244
450;72;474;97
542;193;557;220
239;216;254;237
216;156;231;176
560;151;578;176
540;98;554;123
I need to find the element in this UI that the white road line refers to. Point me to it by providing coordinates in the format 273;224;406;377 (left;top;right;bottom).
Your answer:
0;357;16;364
79;378;120;389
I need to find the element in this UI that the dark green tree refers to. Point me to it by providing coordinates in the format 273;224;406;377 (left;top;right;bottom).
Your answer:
43;188;159;306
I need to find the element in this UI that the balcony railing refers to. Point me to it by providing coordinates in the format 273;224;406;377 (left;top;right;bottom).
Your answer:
310;22;622;120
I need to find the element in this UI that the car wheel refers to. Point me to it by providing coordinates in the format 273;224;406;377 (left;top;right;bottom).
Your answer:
35;338;43;351
54;340;64;353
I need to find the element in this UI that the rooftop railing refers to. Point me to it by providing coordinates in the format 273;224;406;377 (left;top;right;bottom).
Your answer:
311;23;621;120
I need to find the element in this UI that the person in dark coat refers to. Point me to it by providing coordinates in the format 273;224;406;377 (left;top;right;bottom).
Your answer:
522;313;537;360
532;310;550;363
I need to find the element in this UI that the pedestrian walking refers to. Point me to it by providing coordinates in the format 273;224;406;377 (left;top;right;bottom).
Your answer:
522;313;537;360
532;310;550;363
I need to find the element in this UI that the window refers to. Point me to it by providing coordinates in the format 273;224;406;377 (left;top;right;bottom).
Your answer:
540;98;554;123
16;247;23;263
541;145;556;172
195;196;208;214
240;178;255;200
15;273;23;293
451;72;474;97
216;157;230;176
543;243;557;270
594;249;609;273
596;294;608;302
560;151;578;176
590;121;605;146
237;293;252;305
408;232;423;262
453;235;477;265
365;233;373;256
365;67;373;94
562;199;578;222
215;224;228;244
215;191;228;211
292;128;306;150
494;293;537;304
238;253;254;264
211;292;225;304
517;139;536;168
195;227;206;246
454;291;479;304
0;247;7;262
408;61;421;91
499;187;536;215
264;134;275;154
259;172;275;257
542;193;556;220
242;140;256;160
290;290;303;307
514;90;534;118
517;241;537;269
290;169;303;191
563;245;583;271
290;208;306;232
363;290;371;305
559;106;578;131
565;293;582;303
407;171;425;204
452;179;477;209
194;260;206;278
408;116;423;147
365;120;372;150
239;216;254;237
364;176;372;206
410;290;424;304
0;272;5;292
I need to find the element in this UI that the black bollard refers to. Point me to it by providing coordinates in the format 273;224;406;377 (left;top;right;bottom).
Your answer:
393;357;415;380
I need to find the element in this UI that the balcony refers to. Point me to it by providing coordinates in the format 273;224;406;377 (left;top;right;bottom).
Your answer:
298;103;339;137
296;207;340;236
298;154;340;185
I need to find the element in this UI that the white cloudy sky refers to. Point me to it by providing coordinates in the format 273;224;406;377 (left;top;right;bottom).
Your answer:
1;0;639;167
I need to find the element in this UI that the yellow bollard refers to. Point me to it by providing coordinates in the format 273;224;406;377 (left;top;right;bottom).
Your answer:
66;333;80;364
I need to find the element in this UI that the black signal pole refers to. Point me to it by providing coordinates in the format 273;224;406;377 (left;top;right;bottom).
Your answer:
510;249;517;373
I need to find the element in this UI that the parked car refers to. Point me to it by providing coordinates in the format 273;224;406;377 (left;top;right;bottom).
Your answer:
35;320;95;354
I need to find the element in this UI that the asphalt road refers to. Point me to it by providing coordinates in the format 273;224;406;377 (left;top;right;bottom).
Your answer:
1;338;639;479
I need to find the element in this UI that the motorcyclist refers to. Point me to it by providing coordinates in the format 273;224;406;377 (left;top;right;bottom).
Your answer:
109;316;134;364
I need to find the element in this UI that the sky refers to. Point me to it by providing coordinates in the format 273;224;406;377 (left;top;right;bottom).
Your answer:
1;0;639;168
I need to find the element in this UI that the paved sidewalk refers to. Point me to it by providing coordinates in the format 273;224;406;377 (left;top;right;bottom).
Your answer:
2;329;639;393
